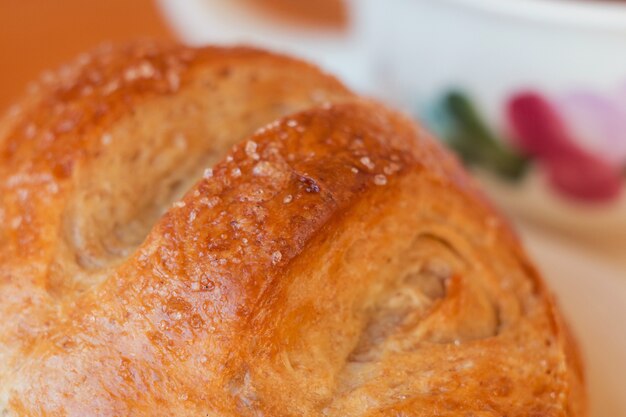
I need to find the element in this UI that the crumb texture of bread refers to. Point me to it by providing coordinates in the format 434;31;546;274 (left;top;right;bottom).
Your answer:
0;41;585;416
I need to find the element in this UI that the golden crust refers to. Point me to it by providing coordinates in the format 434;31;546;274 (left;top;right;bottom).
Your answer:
0;41;585;416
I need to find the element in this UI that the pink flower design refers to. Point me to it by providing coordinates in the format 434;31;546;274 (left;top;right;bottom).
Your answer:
507;91;623;202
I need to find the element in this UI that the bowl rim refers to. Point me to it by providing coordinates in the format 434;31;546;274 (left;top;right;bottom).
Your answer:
441;0;626;30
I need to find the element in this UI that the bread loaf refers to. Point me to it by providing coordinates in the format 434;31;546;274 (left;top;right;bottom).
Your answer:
0;41;585;416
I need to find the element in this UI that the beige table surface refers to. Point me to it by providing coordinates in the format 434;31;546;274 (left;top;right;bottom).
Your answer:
518;221;626;417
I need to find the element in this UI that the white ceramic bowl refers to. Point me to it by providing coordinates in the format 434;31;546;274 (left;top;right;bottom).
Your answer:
369;0;626;240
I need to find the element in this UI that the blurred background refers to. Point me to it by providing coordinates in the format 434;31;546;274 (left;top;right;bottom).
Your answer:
1;0;625;415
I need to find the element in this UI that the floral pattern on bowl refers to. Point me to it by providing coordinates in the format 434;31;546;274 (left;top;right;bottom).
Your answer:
425;90;626;204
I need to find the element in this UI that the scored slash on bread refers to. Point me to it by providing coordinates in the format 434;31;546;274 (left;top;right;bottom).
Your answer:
0;41;585;416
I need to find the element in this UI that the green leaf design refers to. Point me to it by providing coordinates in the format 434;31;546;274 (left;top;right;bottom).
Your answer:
442;91;529;181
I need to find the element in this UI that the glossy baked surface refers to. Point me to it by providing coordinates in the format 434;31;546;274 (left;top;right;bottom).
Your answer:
0;42;584;416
